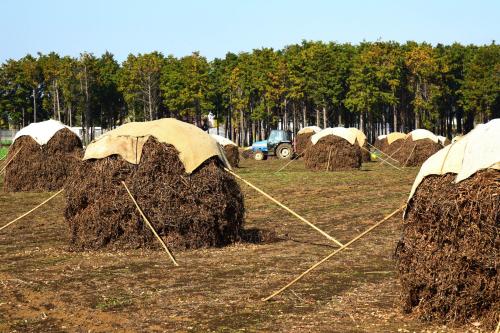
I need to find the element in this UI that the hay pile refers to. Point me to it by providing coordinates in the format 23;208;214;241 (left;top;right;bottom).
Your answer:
65;137;245;251
241;148;255;159
395;169;499;328
374;136;388;152
223;144;239;167
295;132;314;156
4;128;83;192
304;135;362;171
390;135;442;167
360;142;371;162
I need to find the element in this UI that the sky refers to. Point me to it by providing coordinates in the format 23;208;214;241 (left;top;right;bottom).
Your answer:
0;0;499;63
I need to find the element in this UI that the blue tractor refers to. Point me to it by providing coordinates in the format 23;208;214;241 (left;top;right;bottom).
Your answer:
249;130;293;160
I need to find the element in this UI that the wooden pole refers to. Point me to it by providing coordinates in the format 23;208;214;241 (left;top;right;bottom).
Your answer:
495;315;500;333
366;142;398;163
224;168;344;247
0;189;64;232
360;146;403;171
0;149;22;174
262;204;405;301
121;181;179;267
274;150;306;174
403;144;417;167
325;146;333;171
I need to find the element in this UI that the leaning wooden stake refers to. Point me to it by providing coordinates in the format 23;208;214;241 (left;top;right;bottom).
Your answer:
0;189;64;232
366;142;398;163
360;146;403;171
224;168;343;247
275;150;306;174
262;204;405;301
0;149;22;174
495;315;500;333
121;181;179;267
403;144;417;167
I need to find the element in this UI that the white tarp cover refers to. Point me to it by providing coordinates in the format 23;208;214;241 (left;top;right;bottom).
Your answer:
348;128;367;147
13;119;81;145
377;134;387;140
210;134;237;147
407;118;500;201
409;129;439;143
386;132;407;145
437;135;448;145
311;127;357;146
84;118;230;174
298;126;322;135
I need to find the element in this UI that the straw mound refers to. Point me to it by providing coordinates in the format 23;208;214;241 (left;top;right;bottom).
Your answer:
374;137;388;152
304;135;362;171
361;143;371;162
64;137;245;251
296;132;314;156
395;170;499;329
241;149;255;159
223;145;239;167
4;128;83;192
390;136;442;167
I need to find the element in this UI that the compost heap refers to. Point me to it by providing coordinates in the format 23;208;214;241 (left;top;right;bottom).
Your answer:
348;127;370;162
395;118;500;329
210;134;239;167
296;126;321;156
374;132;406;155
390;130;442;167
65;118;246;251
4;120;83;192
304;127;362;171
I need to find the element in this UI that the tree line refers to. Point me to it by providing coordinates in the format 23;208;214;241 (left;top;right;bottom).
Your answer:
0;41;498;145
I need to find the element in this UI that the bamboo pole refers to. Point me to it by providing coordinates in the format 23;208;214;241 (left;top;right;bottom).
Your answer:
325;146;333;171
0;189;64;232
403;144;417;167
495;315;500;333
360;146;403;171
262;204;405;301
224;168;344;247
0;149;21;174
121;181;179;267
274;149;306;174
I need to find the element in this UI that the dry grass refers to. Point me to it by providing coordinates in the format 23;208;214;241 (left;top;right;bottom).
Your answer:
0;159;488;332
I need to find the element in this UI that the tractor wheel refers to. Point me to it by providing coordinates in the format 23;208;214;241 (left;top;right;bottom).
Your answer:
276;143;293;159
254;150;266;161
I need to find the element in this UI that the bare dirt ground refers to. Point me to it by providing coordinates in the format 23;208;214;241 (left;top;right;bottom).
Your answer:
0;158;489;332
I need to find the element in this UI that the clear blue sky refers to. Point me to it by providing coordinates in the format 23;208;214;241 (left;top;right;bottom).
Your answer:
0;0;498;63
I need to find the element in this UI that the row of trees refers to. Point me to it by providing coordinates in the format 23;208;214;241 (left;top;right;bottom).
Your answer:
0;41;498;144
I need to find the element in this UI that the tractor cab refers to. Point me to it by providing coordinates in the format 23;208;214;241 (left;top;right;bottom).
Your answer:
250;130;293;160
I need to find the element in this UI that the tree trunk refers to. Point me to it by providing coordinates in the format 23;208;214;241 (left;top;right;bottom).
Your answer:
302;104;307;127
322;106;327;128
33;88;37;123
315;108;320;127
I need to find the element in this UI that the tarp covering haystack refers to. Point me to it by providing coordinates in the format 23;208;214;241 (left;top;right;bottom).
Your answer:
296;126;321;156
395;118;500;329
390;129;442;167
4;120;83;192
348;127;370;162
210;134;240;167
304;127;362;171
374;132;406;154
65;118;245;251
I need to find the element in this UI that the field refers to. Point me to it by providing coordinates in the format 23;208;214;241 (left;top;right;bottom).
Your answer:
0;158;485;332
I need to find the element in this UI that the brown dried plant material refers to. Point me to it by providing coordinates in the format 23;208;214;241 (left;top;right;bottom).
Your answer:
4;128;83;192
296;132;314;156
395;170;499;329
390;136;442;167
304;135;362;171
223;145;240;167
64;137;245;251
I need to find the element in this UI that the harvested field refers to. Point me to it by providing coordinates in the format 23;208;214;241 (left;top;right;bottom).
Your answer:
390;136;442;167
304;135;362;171
65;137;244;251
3;129;83;192
0;158;485;332
295;132;313;156
223;144;240;167
396;170;499;329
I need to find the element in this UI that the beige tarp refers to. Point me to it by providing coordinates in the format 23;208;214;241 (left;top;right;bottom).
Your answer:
311;127;357;145
210;134;237;147
348;128;366;147
386;132;407;145
84;118;230;174
409;129;439;143
298;126;322;135
407;118;500;202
